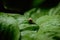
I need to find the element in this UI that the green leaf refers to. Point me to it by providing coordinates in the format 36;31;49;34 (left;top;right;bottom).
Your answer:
0;14;20;40
24;8;50;22
30;8;49;22
36;15;60;26
36;15;60;40
24;8;37;18
21;30;37;40
48;3;60;15
19;24;39;31
16;16;28;24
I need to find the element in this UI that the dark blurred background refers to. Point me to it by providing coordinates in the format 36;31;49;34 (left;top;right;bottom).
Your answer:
0;0;33;15
0;0;60;15
39;0;60;9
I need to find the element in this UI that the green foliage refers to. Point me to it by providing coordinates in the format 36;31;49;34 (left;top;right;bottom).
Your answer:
0;1;60;40
48;3;60;15
19;24;39;31
0;14;20;40
36;15;59;26
36;15;60;40
24;8;50;22
25;3;60;22
30;8;49;22
21;30;37;40
16;16;28;24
